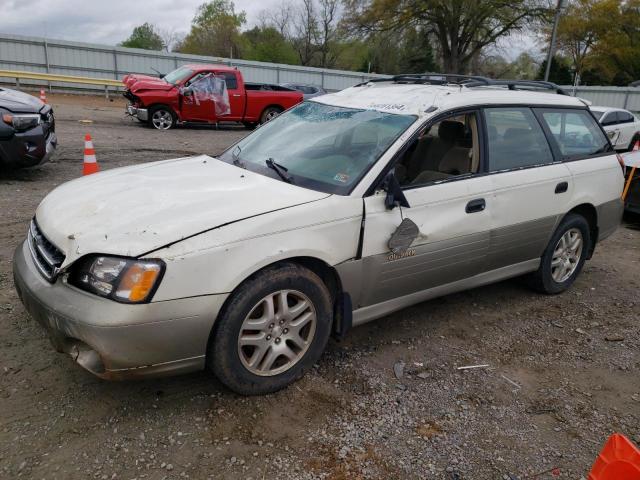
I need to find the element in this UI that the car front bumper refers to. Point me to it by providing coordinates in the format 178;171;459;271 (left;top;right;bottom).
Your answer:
13;240;228;379
126;105;148;122
0;127;57;169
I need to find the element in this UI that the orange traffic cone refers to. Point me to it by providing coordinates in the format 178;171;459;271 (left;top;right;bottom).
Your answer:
39;89;47;104
83;134;99;176
588;433;640;480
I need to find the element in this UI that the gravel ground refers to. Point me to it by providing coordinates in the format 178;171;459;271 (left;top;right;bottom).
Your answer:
1;93;639;480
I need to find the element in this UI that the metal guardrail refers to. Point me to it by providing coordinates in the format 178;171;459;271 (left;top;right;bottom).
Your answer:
0;69;122;98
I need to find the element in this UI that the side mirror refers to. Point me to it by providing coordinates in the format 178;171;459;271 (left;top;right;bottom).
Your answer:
181;87;193;97
382;170;410;210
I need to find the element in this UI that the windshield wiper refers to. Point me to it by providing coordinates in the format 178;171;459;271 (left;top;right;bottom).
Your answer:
265;158;293;183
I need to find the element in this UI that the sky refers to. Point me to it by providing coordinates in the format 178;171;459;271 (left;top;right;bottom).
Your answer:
0;0;538;60
0;0;283;45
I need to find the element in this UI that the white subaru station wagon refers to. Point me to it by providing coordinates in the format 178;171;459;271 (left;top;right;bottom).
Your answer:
14;75;624;395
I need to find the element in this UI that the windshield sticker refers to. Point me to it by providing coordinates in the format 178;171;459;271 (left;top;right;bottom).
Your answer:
334;173;350;183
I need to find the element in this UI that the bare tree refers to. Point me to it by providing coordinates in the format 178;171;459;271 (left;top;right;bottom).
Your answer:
291;0;320;65
158;27;184;52
317;0;340;67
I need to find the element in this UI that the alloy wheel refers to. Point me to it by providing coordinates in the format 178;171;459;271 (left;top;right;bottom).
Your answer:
238;290;317;376
151;109;173;130
551;228;583;283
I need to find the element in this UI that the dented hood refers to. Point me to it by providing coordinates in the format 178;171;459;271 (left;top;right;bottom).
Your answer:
122;73;164;89
35;156;329;266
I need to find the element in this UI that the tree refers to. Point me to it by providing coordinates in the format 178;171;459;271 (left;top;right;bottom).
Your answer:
396;27;438;73
536;56;573;85
120;23;164;51
178;0;247;58
590;0;640;85
292;0;320;65
243;27;299;64
342;0;549;74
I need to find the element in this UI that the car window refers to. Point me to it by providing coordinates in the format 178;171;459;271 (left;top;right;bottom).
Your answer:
484;108;553;171
618;111;634;124
601;112;617;126
394;112;480;187
591;110;605;121
216;72;238;90
538;109;610;158
163;67;194;85
219;102;416;195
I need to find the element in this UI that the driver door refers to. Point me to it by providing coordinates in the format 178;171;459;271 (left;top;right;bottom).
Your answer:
180;72;217;123
357;111;493;309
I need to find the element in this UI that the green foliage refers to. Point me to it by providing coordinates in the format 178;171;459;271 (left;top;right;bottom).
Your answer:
120;23;164;51
177;0;247;57
243;27;299;64
536;56;573;85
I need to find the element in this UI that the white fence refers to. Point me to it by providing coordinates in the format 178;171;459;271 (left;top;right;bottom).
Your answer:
0;32;386;93
1;32;639;110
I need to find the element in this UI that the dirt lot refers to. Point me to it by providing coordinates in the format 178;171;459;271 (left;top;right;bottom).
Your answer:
1;93;639;480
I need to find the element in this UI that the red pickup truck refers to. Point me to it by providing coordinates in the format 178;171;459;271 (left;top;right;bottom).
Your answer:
123;64;303;130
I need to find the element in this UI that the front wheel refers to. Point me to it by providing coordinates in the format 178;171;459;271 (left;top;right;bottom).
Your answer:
149;106;176;130
209;263;332;395
527;213;591;294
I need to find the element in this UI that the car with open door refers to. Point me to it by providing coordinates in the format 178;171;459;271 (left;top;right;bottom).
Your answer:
14;75;624;395
123;64;302;130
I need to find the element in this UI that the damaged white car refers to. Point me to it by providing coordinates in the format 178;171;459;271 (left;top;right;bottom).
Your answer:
14;75;624;395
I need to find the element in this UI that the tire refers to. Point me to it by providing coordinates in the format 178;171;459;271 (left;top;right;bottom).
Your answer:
209;262;333;395
627;134;640;152
527;213;591;294
242;121;258;130
149;105;177;130
259;106;282;125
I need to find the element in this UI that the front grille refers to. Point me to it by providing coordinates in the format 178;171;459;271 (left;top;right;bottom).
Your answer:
27;219;65;281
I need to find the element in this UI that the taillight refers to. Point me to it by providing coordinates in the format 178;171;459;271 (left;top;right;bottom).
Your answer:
616;153;626;173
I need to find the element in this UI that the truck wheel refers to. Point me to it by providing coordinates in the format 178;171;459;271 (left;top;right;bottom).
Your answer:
208;262;332;395
149;106;176;130
260;107;282;125
527;213;591;294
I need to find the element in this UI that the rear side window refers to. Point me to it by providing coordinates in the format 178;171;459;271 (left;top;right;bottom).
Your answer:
484;107;554;171
217;72;238;90
618;111;634;124
538;109;609;159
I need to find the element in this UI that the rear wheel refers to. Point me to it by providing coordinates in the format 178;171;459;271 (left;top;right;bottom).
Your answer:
149;106;176;130
209;263;332;395
527;213;591;294
259;106;282;125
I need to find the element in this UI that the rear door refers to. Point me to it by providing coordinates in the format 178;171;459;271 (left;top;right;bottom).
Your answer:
358;110;494;309
616;110;636;148
600;111;623;148
482;107;572;271
216;71;245;121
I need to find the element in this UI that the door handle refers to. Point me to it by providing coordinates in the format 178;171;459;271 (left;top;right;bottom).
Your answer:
465;198;486;213
232;94;241;97
555;181;568;194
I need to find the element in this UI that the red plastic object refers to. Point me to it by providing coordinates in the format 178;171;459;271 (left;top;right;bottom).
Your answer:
588;433;640;480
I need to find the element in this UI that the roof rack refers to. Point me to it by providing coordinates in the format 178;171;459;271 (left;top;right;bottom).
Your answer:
357;73;569;95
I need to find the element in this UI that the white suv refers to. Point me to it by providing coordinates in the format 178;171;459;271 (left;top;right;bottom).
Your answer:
14;75;624;395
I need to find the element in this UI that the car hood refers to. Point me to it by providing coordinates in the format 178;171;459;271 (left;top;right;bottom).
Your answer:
124;76;175;93
122;73;164;89
0;87;44;113
35;155;329;266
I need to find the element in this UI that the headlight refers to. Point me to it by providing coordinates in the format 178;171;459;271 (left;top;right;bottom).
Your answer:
69;256;165;303
2;113;41;131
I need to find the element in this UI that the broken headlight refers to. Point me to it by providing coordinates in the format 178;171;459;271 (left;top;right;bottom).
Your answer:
2;113;41;132
69;256;165;303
